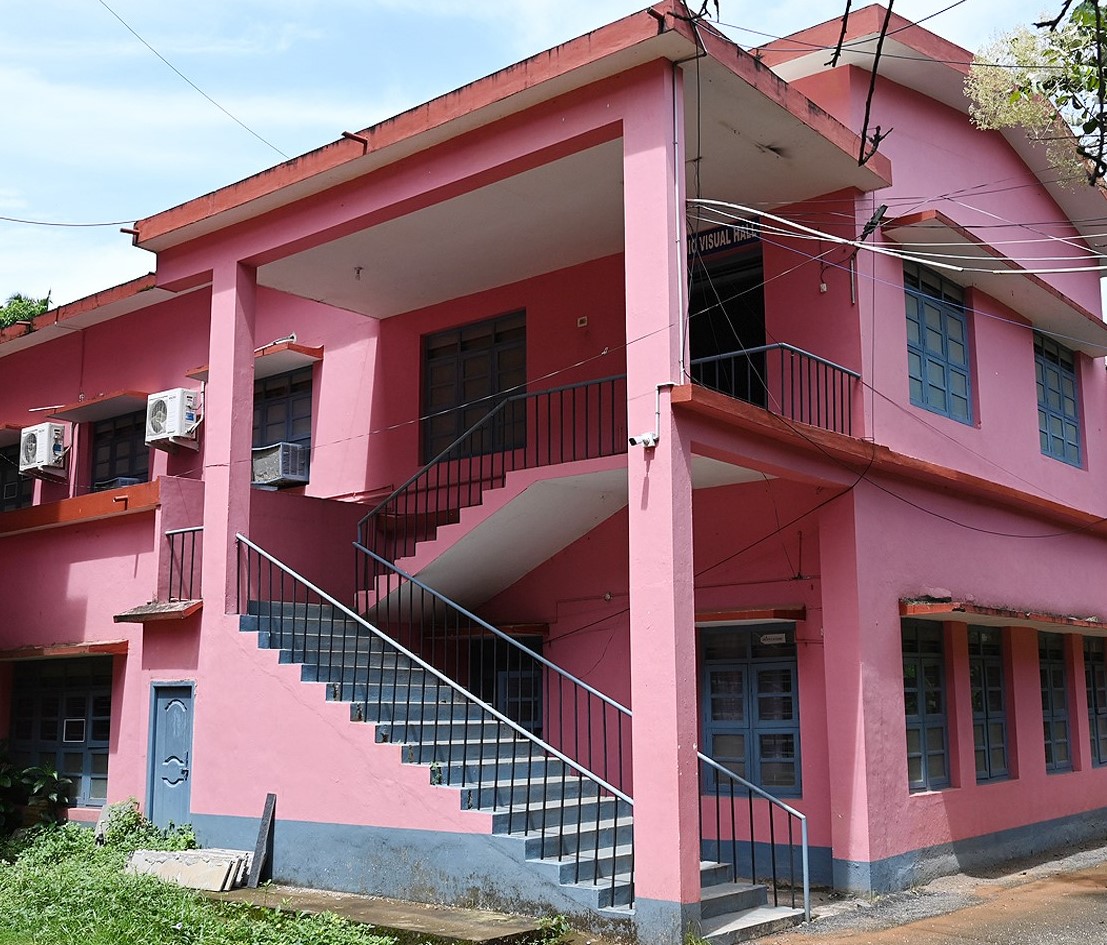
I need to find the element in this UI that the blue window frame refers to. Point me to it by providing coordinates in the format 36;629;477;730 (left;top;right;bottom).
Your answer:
253;367;313;450
91;410;149;491
1040;632;1071;773
904;262;972;424
968;627;1008;782
1085;638;1107;766
700;625;800;794
902;620;949;791
8;657;113;807
0;444;32;511
1035;333;1081;466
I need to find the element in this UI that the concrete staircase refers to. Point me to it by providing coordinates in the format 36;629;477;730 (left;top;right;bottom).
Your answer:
240;601;805;940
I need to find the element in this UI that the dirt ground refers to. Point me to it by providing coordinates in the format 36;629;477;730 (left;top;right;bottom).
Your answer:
759;837;1107;944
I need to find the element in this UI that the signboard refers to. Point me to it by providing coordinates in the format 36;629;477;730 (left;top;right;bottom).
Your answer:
689;221;759;260
759;632;788;646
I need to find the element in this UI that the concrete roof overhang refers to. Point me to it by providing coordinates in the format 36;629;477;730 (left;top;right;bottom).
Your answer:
883;210;1107;356
132;2;890;319
754;4;1107;254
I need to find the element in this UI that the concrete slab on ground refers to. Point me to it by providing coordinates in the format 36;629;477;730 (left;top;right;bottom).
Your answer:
211;884;543;945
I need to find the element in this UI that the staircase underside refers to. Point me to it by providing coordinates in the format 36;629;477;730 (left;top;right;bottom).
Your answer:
392;455;767;610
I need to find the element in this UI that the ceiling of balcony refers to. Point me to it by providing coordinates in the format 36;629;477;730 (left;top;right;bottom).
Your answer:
256;52;885;320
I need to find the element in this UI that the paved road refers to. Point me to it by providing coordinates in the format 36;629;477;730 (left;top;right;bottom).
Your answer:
761;859;1107;945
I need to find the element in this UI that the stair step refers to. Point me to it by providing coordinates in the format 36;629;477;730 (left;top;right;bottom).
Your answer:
544;843;634;885
699;882;767;919
699;860;735;889
700;905;805;945
376;718;512;745
563;871;635;909
459;776;600;811
519;814;635;859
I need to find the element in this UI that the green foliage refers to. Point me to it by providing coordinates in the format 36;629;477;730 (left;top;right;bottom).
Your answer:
0;810;395;945
532;914;572;943
0;293;50;330
0;744;73;835
967;1;1107;185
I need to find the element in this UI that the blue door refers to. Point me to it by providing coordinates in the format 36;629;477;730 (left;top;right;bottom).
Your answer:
149;685;193;829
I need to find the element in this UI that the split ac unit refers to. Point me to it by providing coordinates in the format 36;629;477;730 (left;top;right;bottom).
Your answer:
146;388;200;449
251;442;309;488
19;422;67;478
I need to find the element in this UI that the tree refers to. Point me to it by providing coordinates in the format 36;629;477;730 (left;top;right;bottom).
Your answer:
0;292;50;330
967;0;1106;186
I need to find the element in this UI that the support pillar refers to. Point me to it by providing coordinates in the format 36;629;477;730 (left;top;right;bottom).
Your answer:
200;262;257;613
623;61;700;944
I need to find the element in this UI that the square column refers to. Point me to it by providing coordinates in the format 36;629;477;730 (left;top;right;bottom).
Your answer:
623;61;700;943
200;262;257;612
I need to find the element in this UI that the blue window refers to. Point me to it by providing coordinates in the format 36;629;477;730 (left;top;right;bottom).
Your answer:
904;262;972;424
902;620;949;791
700;625;800;794
91;410;149;491
968;627;1008;782
253;367;313;450
1085;638;1107;766
1035;334;1081;465
8;657;113;807
1040;633;1071;773
0;444;32;511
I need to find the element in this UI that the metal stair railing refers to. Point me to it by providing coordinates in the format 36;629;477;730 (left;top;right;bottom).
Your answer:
698;753;810;921
238;533;635;904
355;374;628;570
354;540;633;796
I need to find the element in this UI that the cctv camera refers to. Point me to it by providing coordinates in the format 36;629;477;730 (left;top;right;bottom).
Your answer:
628;432;659;448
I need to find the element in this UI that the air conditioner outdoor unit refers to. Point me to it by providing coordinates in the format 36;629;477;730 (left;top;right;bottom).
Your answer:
251;442;309;488
19;422;67;478
146;388;201;450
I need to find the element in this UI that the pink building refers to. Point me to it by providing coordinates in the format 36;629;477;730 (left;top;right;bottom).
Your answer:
2;4;1106;942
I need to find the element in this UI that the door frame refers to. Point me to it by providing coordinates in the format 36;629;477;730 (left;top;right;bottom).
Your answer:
146;680;196;826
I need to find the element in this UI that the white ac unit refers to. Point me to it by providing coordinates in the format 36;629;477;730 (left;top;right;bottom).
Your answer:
146;388;200;449
19;422;67;478
251;442;309;488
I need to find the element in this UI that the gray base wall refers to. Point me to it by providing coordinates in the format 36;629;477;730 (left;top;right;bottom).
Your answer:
833;804;1107;894
191;814;637;938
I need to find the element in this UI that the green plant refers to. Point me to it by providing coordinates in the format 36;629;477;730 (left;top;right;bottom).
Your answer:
533;913;572;943
0;292;49;330
22;763;72;824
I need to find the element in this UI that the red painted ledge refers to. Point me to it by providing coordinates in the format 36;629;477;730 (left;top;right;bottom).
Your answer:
0;480;160;538
901;599;1104;632
672;384;1107;537
0;640;128;661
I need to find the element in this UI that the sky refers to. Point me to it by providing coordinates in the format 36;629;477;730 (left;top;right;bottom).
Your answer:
0;0;1054;307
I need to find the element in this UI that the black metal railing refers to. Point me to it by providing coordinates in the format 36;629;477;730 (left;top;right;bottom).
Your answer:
238;534;635;906
354;541;633;795
699;753;810;921
692;343;858;436
356;375;628;569
166;526;202;601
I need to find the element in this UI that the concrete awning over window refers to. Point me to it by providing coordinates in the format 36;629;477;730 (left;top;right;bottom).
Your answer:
0;640;128;661
883;210;1107;357
49;390;148;423
185;341;323;383
900;598;1105;634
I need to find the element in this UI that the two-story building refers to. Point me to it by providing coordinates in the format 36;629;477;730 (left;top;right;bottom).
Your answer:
3;4;1106;943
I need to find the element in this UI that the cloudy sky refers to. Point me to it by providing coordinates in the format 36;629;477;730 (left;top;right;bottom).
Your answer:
0;0;1051;306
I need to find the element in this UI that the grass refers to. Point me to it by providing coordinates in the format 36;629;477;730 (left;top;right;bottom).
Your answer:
0;803;397;945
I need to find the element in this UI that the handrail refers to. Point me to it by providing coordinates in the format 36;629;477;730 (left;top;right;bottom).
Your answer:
692;343;860;380
166;525;202;602
698;752;811;922
356;541;634;719
239;532;632;806
357;373;628;542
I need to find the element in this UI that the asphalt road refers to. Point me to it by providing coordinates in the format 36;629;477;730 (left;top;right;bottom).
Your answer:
761;849;1107;945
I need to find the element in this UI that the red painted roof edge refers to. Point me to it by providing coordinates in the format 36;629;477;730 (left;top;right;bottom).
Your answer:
753;3;972;76
900;599;1103;630
134;1;889;249
0;273;157;351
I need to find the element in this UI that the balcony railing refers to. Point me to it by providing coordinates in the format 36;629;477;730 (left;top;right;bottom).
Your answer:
691;343;858;436
166;526;202;601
